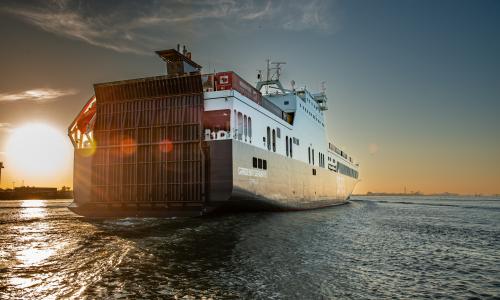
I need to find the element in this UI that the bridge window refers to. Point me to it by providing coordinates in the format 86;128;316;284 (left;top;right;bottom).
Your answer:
263;160;267;170
253;157;257;168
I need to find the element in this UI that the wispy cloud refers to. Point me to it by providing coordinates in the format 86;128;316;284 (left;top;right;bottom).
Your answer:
0;0;335;55
283;0;331;31
0;88;78;103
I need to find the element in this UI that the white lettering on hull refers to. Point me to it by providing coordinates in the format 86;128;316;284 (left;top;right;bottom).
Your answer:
238;167;268;178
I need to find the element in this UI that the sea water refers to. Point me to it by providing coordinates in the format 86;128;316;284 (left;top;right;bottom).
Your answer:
0;196;499;299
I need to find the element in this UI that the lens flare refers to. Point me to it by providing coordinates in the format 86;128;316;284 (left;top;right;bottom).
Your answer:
159;139;173;153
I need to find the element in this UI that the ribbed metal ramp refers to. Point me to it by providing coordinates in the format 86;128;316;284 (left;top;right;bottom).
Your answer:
69;74;207;217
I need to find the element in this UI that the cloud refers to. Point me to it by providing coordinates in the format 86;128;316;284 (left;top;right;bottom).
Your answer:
0;0;335;55
283;0;331;31
0;88;78;103
368;143;379;155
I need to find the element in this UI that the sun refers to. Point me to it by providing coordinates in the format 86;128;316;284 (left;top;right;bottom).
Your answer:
5;123;72;177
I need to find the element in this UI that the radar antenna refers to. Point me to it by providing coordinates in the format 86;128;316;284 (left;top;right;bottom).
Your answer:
256;58;287;94
314;81;329;111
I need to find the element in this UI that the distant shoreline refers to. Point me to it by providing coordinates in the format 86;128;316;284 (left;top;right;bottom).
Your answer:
0;191;73;200
353;193;500;197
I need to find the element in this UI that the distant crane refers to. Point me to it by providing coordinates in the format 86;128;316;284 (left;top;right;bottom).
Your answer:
0;162;3;187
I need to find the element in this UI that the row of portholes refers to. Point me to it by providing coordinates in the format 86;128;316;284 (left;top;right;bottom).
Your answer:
234;110;252;142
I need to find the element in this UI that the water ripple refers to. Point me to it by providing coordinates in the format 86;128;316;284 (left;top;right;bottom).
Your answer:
0;197;499;299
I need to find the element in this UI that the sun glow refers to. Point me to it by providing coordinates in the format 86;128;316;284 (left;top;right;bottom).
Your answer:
5;123;72;178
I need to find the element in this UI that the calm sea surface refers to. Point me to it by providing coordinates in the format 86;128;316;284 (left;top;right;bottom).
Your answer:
0;196;499;299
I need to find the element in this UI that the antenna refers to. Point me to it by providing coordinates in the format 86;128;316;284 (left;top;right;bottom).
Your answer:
290;80;295;91
265;58;271;94
256;58;287;94
271;61;286;81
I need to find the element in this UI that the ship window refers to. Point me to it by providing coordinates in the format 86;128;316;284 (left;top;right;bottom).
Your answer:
276;128;281;138
233;109;237;138
244;115;248;140
285;136;289;156
272;129;276;152
284;101;289;105
258;158;263;169
312;169;316;176
248;117;252;140
308;147;311;164
289;138;293;157
237;112;243;140
253;157;257;168
263;160;267;170
266;127;271;150
312;149;315;165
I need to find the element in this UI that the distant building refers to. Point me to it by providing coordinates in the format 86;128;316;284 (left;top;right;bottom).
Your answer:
0;186;73;200
14;186;58;193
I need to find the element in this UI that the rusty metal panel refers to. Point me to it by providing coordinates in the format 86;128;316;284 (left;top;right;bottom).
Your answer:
90;74;205;210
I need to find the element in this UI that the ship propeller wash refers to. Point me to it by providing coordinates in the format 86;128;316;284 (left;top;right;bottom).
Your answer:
68;46;359;217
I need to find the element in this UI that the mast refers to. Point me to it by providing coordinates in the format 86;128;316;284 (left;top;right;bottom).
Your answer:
256;59;287;94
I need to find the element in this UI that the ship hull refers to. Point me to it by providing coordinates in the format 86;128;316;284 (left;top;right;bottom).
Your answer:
205;139;357;212
69;139;357;217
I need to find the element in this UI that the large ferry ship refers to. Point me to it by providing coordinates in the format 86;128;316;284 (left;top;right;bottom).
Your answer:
68;46;359;217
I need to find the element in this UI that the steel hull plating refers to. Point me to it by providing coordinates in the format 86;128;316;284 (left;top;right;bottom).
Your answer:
206;140;357;212
69;140;357;217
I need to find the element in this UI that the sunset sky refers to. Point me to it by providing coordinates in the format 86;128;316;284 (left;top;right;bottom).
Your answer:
0;0;499;194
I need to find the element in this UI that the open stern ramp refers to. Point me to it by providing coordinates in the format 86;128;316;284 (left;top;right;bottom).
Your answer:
70;74;206;217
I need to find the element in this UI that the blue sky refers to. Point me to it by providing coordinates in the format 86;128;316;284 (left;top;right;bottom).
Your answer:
0;0;499;193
